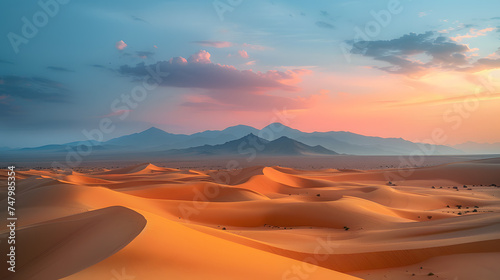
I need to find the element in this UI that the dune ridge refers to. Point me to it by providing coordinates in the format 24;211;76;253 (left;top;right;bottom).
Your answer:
0;206;146;280
1;158;499;279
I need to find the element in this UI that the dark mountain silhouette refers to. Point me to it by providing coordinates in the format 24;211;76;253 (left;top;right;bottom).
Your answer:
263;136;338;155
165;134;337;156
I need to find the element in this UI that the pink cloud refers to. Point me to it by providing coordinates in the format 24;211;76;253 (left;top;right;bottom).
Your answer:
114;49;318;118
485;47;500;59
261;69;312;85
241;43;269;51
192;41;270;51
188;50;211;64
245;61;256;66
193;41;233;48
450;27;496;41
115;40;127;50
119;50;311;93
169;56;188;65
238;50;249;58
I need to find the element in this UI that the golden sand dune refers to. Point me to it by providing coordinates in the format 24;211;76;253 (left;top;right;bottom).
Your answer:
0;206;146;280
1;158;499;279
93;163;178;175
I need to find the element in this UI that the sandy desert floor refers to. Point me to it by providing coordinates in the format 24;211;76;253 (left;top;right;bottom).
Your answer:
1;157;500;279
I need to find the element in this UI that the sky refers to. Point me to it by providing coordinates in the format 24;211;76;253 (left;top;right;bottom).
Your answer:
1;0;500;148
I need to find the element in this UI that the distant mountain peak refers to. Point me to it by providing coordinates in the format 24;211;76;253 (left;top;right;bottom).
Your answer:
165;133;337;156
136;127;172;136
226;133;268;144
224;124;255;129
271;135;300;144
142;127;166;133
260;123;304;137
262;122;290;129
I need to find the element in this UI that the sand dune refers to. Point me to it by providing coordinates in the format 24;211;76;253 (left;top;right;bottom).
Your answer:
93;163;178;175
0;206;146;280
1;159;499;279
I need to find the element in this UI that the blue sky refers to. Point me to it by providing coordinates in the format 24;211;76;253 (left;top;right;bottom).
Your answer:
1;0;500;147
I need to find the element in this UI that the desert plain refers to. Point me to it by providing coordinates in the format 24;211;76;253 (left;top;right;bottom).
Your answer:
1;156;500;280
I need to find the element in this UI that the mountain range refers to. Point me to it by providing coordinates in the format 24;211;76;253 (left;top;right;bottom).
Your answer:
452;142;500;154
163;134;338;157
97;123;462;155
2;123;499;160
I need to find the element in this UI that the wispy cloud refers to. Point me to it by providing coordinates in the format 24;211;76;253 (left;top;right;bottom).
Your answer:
241;43;270;51
130;15;148;23
316;21;335;29
193;41;233;48
0;76;70;103
418;11;430;17
389;92;500;107
438;23;475;34
100;109;133;118
450;27;496;41
136;51;154;59
0;59;13;65
47;66;74;72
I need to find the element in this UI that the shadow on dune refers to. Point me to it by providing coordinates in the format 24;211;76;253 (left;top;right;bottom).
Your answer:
0;206;146;280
